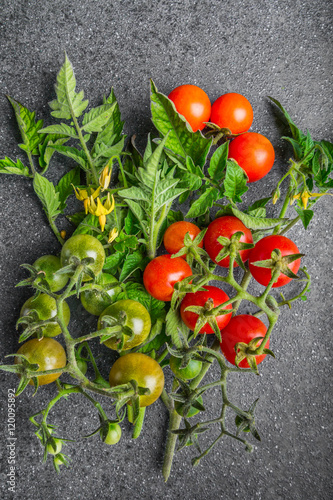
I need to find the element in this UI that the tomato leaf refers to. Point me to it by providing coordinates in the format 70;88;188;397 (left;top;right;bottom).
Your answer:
186;186;220;218
0;157;30;176
150;80;212;167
207;142;228;182
55;167;80;212
223;160;248;203
231;207;288;230
49;145;88;170
33;173;61;222
294;207;314;230
7;96;45;156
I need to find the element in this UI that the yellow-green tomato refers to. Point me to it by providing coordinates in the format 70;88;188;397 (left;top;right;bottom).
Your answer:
169;356;202;381
46;438;63;455
98;299;151;351
33;255;69;292
109;353;165;407
101;423;122;445
15;337;67;385
20;294;70;337
80;273;121;316
60;234;105;281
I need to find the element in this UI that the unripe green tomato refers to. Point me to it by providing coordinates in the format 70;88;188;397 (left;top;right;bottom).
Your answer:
101;423;122;445
80;273;121;316
33;255;69;292
76;358;87;375
20;293;70;337
175;395;204;418
60;234;105;281
98;299;151;351
46;438;62;455
169;356;202;381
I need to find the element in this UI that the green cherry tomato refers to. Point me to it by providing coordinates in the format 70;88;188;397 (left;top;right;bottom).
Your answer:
60;234;105;281
101;423;122;445
76;358;88;375
98;299;151;351
175;395;204;418
109;353;165;407
169;356;202;381
46;438;63;455
33;255;69;292
80;273;121;316
20;293;70;338
15;337;67;385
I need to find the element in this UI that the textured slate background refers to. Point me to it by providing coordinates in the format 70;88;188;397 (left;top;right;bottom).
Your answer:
0;1;332;499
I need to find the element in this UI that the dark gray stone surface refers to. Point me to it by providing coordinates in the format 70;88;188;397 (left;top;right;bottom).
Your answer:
0;1;332;499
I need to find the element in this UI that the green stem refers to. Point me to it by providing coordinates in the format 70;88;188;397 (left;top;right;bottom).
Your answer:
162;409;182;482
132;407;146;439
48;217;65;245
71;113;98;185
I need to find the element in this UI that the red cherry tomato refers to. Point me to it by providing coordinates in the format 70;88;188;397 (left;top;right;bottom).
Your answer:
163;221;202;257
143;254;192;302
228;132;275;183
210;93;253;134
204;216;253;268
220;315;269;368
168;84;211;132
249;235;301;288
180;285;232;333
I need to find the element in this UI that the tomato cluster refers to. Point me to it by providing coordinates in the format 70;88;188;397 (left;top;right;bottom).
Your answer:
168;85;275;183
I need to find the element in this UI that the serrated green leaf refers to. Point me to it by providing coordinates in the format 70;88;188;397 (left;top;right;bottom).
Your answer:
268;97;306;145
39;123;78;138
103;252;125;272
119;251;146;281
231;207;287;230
0;157;30;176
82;103;117;133
49;53;88;120
186;186;220;218
91;137;125;166
33;173;61;222
223;160;248;202
72;213;100;236
50;145;88;170
38;134;69;172
150;80;211;167
7;96;45;155
165;308;185;349
208;141;228;182
295;207;314;230
55;167;80;211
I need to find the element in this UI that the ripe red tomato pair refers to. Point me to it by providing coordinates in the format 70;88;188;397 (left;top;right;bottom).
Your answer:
168;84;274;182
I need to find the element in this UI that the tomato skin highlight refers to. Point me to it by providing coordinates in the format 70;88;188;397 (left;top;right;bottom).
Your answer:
98;299;151;351
163;221;202;257
143;254;192;302
249;235;301;288
220;315;269;368
108;353;165;407
168;84;211;132
15;337;67;385
20;293;70;338
210;93;253;134
228;132;275;182
204;216;253;268
180;285;232;334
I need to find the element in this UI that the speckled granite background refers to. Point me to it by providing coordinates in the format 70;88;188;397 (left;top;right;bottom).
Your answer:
0;1;332;499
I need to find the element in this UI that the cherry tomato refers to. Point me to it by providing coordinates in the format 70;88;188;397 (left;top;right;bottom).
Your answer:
180;285;232;334
15;337;67;385
163;221;203;258
80;272;121;316
220;315;269;368
20;293;70;338
169;356;202;381
249;235;301;287
204;216;253;268
168;84;211;132
228;132;275;183
60;234;105;281
109;353;165;407
98;299;151;351
210;93;253;134
46;438;63;455
101;423;122;445
143;254;192;302
175;395;204;418
33;255;69;292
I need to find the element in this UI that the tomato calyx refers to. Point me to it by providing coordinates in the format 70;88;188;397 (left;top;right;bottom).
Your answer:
171;378;206;422
98;313;136;350
204;122;237;144
5;353;40;395
216;231;254;270
234;337;275;375
184;298;234;341
234;398;261;441
250;248;305;284
170;228;207;263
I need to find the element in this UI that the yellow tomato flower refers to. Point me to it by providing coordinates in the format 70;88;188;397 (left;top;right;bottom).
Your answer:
99;163;112;191
292;190;332;209
72;185;101;214
88;193;115;232
108;227;119;243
